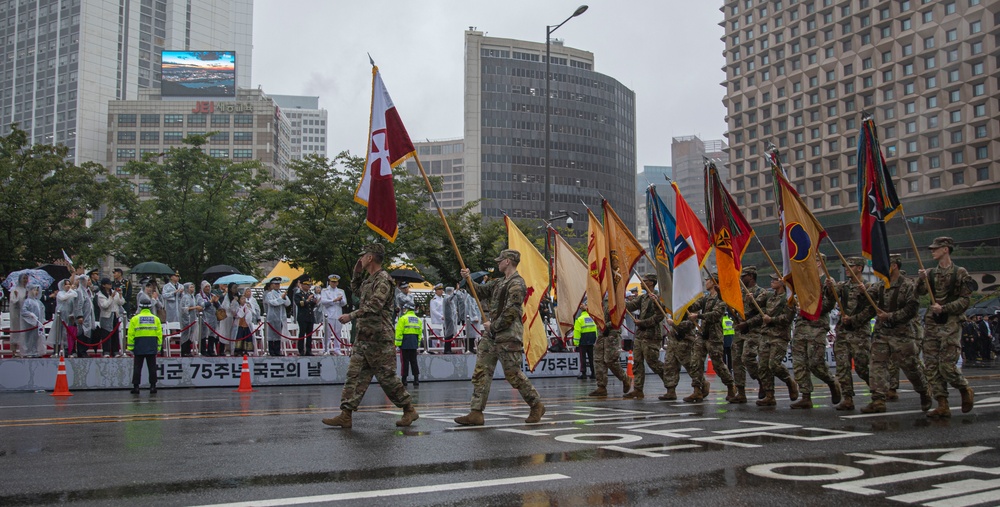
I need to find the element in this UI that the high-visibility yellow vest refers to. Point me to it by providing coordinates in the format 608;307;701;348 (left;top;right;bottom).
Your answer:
573;311;598;346
722;315;735;336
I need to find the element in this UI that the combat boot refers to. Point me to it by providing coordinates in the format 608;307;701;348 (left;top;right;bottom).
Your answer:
886;389;899;401
758;380;766;399
919;391;932;412
785;378;800;401
621;376;632;395
725;383;737;402
396;405;419;427
588;386;608;397
860;400;886;413
682;388;703;403
525;403;545;423
926;397;951;418
730;386;748;404
790;393;813;409
829;380;842;405
756;391;776;406
959;386;974;413
623;388;644;400
322;409;353;428
701;382;711;398
835;395;855;411
454;410;485;426
658;387;677;401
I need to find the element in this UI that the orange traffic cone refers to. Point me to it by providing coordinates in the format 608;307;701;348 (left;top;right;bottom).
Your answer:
627;350;634;378
51;352;73;397
235;354;255;393
706;356;716;375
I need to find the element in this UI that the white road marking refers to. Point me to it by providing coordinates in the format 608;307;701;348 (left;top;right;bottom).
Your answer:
190;473;571;507
888;478;1000;503
924;488;1000;507
0;398;232;410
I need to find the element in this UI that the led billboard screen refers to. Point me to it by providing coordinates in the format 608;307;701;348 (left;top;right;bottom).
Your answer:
160;50;236;97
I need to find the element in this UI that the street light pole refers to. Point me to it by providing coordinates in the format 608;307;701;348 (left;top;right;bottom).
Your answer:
544;5;588;261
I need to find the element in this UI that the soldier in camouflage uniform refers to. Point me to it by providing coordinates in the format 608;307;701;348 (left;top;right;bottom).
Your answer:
918;236;974;418
663;314;701;401
589;299;631;397
861;254;932;413
830;256;875;410
686;274;737;402
623;274;669;400
790;254;841;409
732;266;765;403
748;273;799;406
455;249;544;426
322;243;418;429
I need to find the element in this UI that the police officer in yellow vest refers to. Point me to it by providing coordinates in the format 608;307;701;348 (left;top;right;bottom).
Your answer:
395;301;423;386
127;294;164;394
722;313;735;371
574;305;599;380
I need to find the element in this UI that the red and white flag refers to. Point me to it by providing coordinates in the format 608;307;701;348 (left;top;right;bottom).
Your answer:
354;66;416;242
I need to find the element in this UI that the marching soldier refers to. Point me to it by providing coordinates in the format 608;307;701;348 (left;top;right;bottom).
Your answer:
748;273;799;406
733;266;766;402
918;237;974;418
623;274;670;400
831;257;875;410
322;243;418;429
862;254;932;413
455;249;544;426
663;314;702;401
790;254;842;409
686;274;737;402
588;300;631;397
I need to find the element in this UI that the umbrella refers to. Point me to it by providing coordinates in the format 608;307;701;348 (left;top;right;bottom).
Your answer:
213;274;258;286
966;307;994;317
130;261;175;276
458;271;491;288
202;264;242;283
389;268;425;283
3;269;56;290
36;263;72;282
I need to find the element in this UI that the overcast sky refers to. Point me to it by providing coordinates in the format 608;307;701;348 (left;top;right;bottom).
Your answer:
252;0;727;171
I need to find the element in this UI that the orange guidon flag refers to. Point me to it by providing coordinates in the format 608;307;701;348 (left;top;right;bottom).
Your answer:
504;215;550;372
705;162;756;318
353;66;416;242
603;200;645;329
586;209;610;331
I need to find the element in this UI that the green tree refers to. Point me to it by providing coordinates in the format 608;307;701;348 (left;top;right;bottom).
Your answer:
0;125;133;275
113;134;277;280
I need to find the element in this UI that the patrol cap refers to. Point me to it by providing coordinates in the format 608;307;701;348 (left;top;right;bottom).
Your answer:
494;249;521;264
359;242;385;257
434;283;444;290
642;273;658;284
847;256;866;267
741;265;758;276
137;294;153;308
889;254;903;267
928;236;954;250
769;272;783;281
327;274;340;282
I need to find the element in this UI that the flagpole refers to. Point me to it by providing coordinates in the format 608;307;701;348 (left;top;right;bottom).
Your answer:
412;154;485;318
754;236;783;278
819;260;844;311
630;267;670;318
892;210;938;306
738;277;765;315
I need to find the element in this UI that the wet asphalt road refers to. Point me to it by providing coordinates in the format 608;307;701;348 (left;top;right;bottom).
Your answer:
1;367;999;507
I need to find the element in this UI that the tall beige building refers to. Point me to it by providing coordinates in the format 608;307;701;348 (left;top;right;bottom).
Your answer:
722;0;999;281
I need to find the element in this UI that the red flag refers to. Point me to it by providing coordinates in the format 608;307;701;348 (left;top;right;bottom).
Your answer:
354;66;416;242
705;162;755;318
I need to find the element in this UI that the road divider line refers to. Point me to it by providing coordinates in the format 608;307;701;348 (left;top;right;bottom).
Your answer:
190;473;571;507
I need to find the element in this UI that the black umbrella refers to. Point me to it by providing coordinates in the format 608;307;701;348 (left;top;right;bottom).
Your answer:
131;261;175;276
389;268;424;284
202;264;242;284
459;271;491;288
36;263;72;282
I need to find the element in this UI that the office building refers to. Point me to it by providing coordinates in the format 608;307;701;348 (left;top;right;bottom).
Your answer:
464;30;638;233
672;136;730;222
405;138;466;211
635;165;672;274
0;0;253;166
722;0;999;284
270;95;328;161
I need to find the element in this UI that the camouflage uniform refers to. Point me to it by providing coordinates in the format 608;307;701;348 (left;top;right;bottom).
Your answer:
595;302;628;389
733;283;766;388
869;276;929;403
747;288;795;397
791;282;837;395
917;263;972;399
625;292;668;392
688;293;735;388
339;268;412;412
834;279;875;397
467;270;541;411
663;319;699;389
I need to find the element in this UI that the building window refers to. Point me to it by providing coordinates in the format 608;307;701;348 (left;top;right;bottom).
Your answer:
929;176;941;189
977;167;989;181
233;149;253;159
117;131;136;144
975;125;987;138
140;114;160;126
117;114;136;126
186;114;205;125
970;21;981;34
117;148;136;160
952;151;964;164
209;149;229;158
234;132;253;144
950;110;961;123
210;132;229;143
165;114;184;125
976;146;988;160
211;115;231;127
908;180;919;192
140;131;159;143
234;114;253;126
